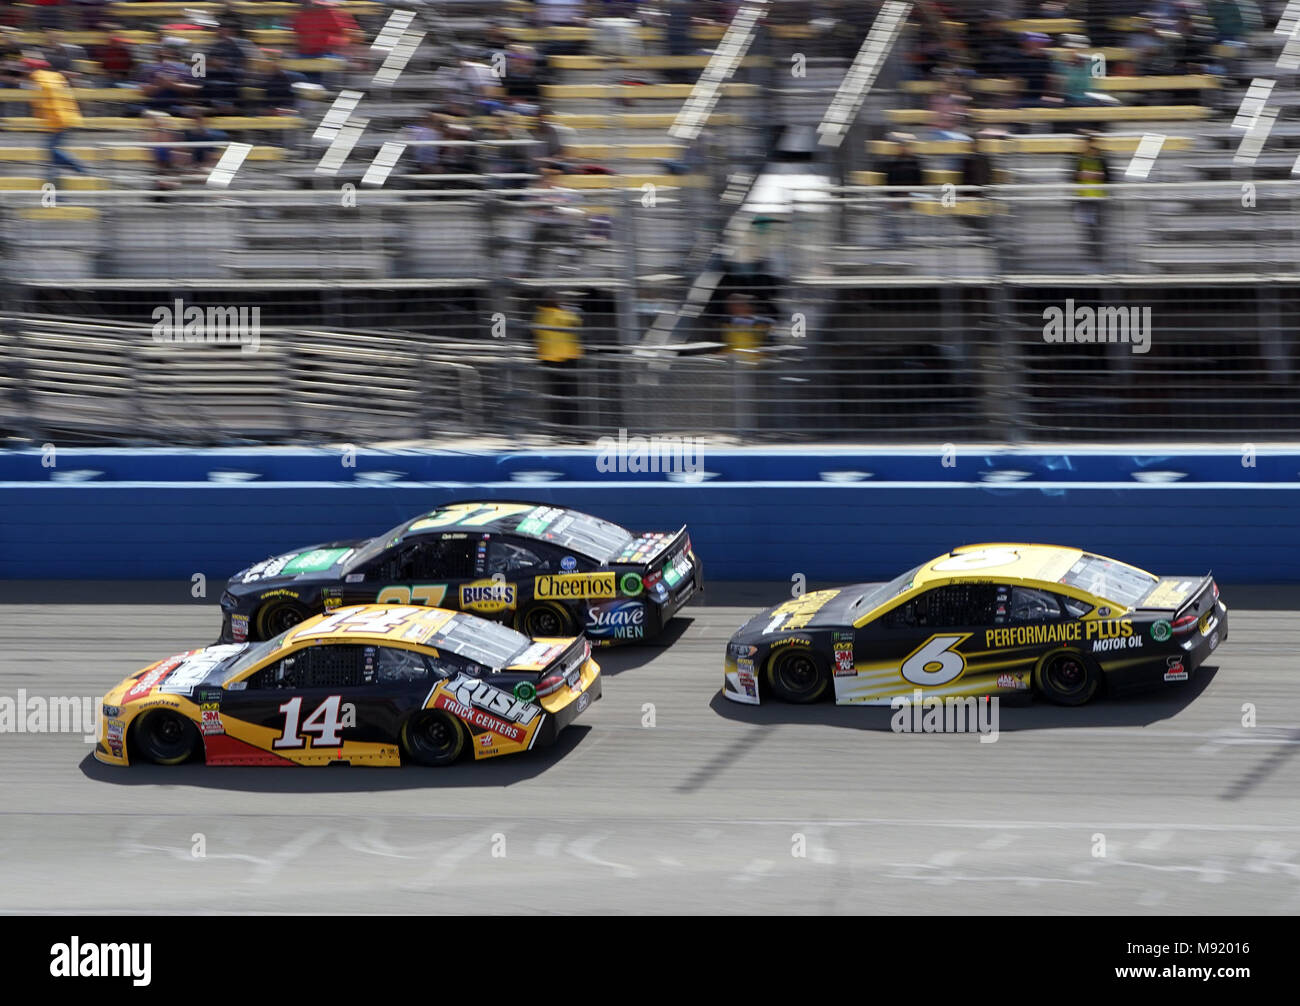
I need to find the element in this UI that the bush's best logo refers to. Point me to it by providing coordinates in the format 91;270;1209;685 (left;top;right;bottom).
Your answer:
535;572;617;601
458;580;517;613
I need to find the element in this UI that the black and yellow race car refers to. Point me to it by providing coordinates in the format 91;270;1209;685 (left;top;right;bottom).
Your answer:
97;604;600;767
219;501;700;646
723;544;1227;707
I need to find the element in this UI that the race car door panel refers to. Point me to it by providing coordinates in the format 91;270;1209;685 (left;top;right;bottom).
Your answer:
214;643;417;763
835;584;997;704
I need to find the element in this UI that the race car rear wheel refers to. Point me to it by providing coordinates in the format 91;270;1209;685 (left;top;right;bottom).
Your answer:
1034;649;1102;706
400;710;467;767
133;710;200;765
256;600;310;640
516;601;575;638
765;647;830;704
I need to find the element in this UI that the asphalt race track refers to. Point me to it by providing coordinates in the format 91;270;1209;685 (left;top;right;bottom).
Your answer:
0;583;1297;915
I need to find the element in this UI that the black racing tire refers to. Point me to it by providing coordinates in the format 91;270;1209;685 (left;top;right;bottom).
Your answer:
255;600;311;641
765;646;831;704
400;710;467;767
132;710;200;765
1034;648;1103;706
515;601;577;638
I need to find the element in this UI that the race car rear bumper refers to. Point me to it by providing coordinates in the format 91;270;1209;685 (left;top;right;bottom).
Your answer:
1107;601;1229;696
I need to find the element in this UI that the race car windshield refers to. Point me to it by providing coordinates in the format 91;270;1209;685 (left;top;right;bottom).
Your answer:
1059;555;1157;607
431;616;531;668
851;564;924;613
221;636;284;680
343;519;417;572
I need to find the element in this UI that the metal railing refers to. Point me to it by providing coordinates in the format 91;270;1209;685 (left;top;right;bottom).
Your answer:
2;180;1300;444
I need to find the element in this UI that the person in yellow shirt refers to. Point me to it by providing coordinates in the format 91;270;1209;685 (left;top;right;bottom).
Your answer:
721;293;771;364
24;56;87;178
531;293;584;429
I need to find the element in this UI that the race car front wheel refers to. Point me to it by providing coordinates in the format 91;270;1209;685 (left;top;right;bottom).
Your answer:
516;601;576;638
1035;649;1102;706
400;710;467;767
256;600;310;640
133;710;200;765
765;647;830;704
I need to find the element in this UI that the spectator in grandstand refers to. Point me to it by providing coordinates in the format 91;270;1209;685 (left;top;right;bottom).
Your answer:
528;105;574;170
524;164;585;274
1009;31;1055;106
30;0;64;32
1071;132;1111;268
664;0;694;81
251;50;307;115
1207;1;1248;42
502;44;542;103
531;292;585;430
180;107;228;170
94;24;135;84
720;293;772;363
45;33;87;82
481;111;534;189
199;52;242;115
881;133;923;247
24;55;88;178
402;110;448;184
138;39;202;114
292;0;361;59
209;19;259;77
1055;36;1100;106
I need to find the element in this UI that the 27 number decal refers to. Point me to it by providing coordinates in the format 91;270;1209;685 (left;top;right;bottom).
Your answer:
376;584;448;606
900;634;970;686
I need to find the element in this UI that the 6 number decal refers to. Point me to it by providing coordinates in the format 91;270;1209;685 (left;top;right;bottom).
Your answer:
931;547;1019;572
900;634;971;686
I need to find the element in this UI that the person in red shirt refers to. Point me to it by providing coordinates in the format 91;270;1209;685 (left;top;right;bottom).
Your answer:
292;0;361;58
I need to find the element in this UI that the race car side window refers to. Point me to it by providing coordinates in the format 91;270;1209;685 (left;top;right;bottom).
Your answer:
486;539;552;575
1009;587;1061;622
1062;596;1093;618
918;584;998;627
374;646;432;684
387;536;478;580
245;645;367;689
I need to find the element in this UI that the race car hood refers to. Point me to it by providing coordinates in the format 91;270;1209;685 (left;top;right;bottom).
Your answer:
737;585;874;638
110;644;251;704
228;539;368;590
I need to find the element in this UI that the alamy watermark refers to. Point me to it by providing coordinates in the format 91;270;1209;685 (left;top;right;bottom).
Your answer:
151;298;261;354
1042;299;1151;355
595;428;704;475
890;690;999;743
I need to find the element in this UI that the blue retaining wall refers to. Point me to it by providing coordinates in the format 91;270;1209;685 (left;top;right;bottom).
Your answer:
1;447;1297;582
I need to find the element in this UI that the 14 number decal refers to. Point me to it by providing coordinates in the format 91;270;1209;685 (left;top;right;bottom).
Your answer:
273;695;354;749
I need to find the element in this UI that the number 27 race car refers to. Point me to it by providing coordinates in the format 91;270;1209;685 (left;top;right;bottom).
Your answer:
219;501;700;647
96;604;601;768
724;543;1227;707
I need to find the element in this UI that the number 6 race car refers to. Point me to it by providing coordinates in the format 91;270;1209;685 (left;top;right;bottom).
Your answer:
95;604;600;767
219;501;700;647
723;544;1227;707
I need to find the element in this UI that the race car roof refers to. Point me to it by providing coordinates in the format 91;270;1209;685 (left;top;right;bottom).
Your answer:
404;502;634;561
283;605;532;667
912;543;1087;589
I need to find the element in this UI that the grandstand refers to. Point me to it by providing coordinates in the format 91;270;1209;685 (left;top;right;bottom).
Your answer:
0;0;1297;444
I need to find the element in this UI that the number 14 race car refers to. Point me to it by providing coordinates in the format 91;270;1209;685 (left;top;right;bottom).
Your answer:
219;501;701;647
96;604;601;768
723;544;1227;707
